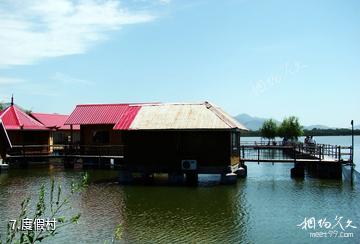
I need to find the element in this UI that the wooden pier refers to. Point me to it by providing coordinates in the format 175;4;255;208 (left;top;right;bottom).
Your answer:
2;140;356;181
240;141;354;178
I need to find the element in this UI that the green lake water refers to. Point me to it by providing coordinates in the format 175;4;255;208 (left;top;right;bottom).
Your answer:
0;136;359;243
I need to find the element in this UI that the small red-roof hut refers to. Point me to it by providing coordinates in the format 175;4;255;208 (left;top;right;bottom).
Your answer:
0;102;50;154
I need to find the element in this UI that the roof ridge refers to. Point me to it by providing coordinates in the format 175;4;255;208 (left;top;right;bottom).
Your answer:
12;105;22;127
14;105;47;128
205;101;238;129
0;106;10;120
138;102;204;106
76;103;146;107
32;112;66;116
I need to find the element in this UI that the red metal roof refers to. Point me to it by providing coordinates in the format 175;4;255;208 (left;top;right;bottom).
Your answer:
31;113;80;130
113;106;141;130
65;104;141;128
0;105;48;130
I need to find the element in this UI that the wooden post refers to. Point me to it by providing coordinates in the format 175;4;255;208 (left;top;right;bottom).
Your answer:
293;145;296;163
70;124;74;154
21;126;25;158
70;125;74;145
351;120;354;184
320;146;322;161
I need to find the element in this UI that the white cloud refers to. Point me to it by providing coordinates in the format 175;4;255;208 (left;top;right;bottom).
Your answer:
0;0;155;67
158;0;171;4
51;72;93;85
0;77;25;85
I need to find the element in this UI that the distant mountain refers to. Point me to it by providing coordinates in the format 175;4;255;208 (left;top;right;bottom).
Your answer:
234;113;347;131
304;125;331;130
235;113;280;131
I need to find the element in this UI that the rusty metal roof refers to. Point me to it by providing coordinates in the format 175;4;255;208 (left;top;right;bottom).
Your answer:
123;102;247;130
31;113;80;130
0;105;48;130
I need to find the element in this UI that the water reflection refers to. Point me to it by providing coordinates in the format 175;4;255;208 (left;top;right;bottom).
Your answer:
0;163;359;244
117;181;249;243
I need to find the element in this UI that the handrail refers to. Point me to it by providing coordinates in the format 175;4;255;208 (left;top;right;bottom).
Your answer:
7;144;126;157
240;141;353;163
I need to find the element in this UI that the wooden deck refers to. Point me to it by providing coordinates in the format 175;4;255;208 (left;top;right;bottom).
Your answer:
5;144;125;164
241;158;340;163
3;142;354;169
240;141;353;165
8;154;124;159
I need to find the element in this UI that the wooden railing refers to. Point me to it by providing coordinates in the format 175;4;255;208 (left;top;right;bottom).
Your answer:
240;141;353;164
7;144;125;157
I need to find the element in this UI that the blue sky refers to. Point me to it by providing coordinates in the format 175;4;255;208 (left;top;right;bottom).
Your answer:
0;0;359;128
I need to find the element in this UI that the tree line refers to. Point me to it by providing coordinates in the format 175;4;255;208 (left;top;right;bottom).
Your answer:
242;117;359;138
259;116;303;142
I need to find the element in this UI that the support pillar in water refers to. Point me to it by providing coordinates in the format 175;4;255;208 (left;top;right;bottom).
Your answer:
185;172;198;185
291;162;305;178
168;172;184;185
316;162;342;179
234;163;247;178
64;157;75;169
221;173;237;185
118;170;133;184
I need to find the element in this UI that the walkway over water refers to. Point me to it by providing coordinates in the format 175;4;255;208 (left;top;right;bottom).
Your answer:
4;142;354;166
2;141;356;180
240;141;353;165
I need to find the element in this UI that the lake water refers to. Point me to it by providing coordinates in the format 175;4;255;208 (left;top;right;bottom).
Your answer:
0;136;359;243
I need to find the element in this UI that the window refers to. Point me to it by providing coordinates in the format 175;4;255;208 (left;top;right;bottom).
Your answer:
231;132;237;149
231;131;240;156
92;130;110;144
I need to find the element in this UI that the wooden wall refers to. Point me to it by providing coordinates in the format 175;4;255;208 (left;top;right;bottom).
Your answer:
122;130;236;173
7;130;50;146
53;131;80;145
80;125;122;145
6;130;51;154
77;125;241;172
80;125;123;155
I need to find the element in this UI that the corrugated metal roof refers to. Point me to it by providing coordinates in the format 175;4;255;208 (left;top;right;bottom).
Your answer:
65;104;141;126
112;106;141;130
65;101;247;131
117;102;247;130
0;105;48;130
31;113;80;130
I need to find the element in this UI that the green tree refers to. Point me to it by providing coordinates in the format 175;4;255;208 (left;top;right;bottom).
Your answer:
278;116;303;141
0;103;3;111
24;109;32;115
260;119;278;143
